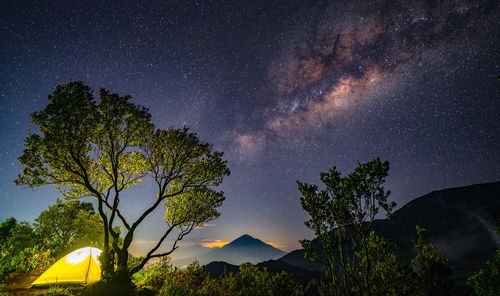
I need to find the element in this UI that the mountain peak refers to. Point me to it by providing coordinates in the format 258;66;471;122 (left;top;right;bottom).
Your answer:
230;234;263;246
172;234;287;266
236;234;255;240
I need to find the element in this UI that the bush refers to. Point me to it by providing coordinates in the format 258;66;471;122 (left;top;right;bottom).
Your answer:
411;226;452;296
168;263;302;296
10;246;53;273
159;262;210;296
268;271;304;296
133;261;304;296
0;217;52;282
134;261;171;290
467;250;500;296
0;246;52;283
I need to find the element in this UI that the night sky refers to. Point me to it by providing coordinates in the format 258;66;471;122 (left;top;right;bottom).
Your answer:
1;1;499;259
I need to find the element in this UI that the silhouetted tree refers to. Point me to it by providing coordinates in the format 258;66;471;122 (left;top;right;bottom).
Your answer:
34;198;103;257
354;231;412;296
3;221;37;254
16;81;230;291
410;226;452;296
0;217;17;248
466;219;500;296
467;250;500;296
298;158;395;296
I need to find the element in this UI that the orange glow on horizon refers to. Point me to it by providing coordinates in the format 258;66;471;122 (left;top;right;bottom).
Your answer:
201;240;230;248
265;242;282;250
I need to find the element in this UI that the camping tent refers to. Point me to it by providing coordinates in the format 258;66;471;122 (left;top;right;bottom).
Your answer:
32;247;102;286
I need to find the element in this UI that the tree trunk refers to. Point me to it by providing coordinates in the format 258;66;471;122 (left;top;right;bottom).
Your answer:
98;248;134;295
362;237;373;296
338;240;350;296
116;248;129;277
97;199;114;279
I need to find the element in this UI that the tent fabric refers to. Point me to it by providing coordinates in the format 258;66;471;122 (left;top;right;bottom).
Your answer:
32;247;102;286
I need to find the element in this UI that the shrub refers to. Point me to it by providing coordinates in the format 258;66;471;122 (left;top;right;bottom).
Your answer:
0;245;53;282
159;262;209;296
155;262;303;296
0;217;52;282
467;250;500;296
134;261;171;290
10;246;53;273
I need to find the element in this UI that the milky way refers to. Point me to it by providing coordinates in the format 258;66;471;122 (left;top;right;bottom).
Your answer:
1;0;499;254
234;0;499;159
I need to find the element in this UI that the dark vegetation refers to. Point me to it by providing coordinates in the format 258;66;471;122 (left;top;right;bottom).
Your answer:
466;220;500;296
133;260;303;296
2;174;498;295
295;159;499;296
0;82;497;295
0;199;102;283
296;158;452;296
283;180;500;295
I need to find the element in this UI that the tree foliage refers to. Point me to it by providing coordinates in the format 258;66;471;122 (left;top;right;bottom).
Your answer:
467;250;500;296
298;158;395;295
133;261;303;296
0;218;51;282
467;219;500;296
298;159;453;296
15;81;230;288
411;226;452;296
2;221;38;256
34;198;104;257
0;218;17;247
353;231;412;296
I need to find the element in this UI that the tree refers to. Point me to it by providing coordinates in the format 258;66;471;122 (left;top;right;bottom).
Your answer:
3;221;38;255
342;158;395;296
298;167;350;295
34;198;103;257
16;81;230;289
0;218;49;282
353;231;412;296
0;217;17;248
298;158;395;296
411;226;452;296
467;250;500;296
466;219;500;296
71;209;107;250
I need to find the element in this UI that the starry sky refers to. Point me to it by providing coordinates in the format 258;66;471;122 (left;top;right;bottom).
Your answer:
1;0;499;258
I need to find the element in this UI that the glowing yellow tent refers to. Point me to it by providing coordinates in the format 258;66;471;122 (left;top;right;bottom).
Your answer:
32;247;102;286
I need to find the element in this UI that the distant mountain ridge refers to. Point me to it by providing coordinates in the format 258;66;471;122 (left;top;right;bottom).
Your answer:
175;234;286;266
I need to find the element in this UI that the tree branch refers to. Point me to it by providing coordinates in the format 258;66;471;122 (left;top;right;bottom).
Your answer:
128;223;178;275
122;181;191;249
128;220;195;276
102;199;130;230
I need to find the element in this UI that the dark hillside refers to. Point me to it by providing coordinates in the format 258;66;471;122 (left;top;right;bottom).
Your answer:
279;181;500;285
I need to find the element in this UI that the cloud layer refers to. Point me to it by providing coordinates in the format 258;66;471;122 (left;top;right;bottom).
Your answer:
200;239;230;248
